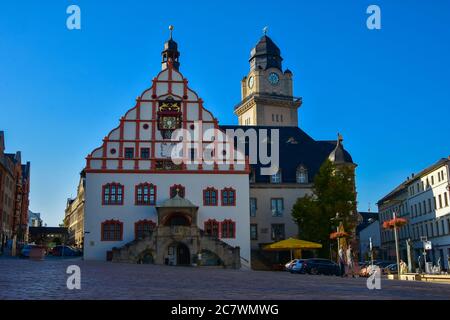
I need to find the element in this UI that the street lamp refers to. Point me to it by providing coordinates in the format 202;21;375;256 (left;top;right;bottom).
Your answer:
382;199;402;279
392;210;401;279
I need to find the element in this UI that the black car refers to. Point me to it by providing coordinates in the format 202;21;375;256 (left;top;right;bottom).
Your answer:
291;258;341;276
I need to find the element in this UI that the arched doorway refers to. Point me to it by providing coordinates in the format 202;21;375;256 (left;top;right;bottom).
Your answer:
164;213;191;227
167;242;191;266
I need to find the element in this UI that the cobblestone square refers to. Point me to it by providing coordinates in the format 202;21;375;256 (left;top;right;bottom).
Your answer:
1;257;450;300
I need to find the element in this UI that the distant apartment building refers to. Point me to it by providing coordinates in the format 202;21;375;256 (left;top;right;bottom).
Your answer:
378;157;450;270
28;210;43;227
0;131;31;249
64;172;85;248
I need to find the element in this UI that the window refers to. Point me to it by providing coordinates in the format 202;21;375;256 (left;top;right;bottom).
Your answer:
101;220;123;241
102;183;124;205
271;224;285;241
428;199;432;213
134;220;156;239
271;169;282;184
170;184;185;198
250;224;258;240
203;187;218;206
439;195;443;209
296;166;308;184
445;192;449;207
250;198;257;217
221;219;236;238
125;147;134;159
140;148;150;159
431;175;435;185
221;188;236;206
249;168;256;183
204;219;219;238
271;198;284;217
135;183;156;205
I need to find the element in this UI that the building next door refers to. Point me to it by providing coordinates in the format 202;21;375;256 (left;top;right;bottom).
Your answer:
167;242;190;266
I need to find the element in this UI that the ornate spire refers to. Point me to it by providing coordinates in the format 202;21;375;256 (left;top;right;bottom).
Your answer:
161;25;180;70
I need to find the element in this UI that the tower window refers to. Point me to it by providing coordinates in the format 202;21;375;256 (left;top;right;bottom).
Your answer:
296;166;308;184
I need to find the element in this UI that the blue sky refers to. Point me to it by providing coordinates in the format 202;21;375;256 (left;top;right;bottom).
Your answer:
1;1;449;226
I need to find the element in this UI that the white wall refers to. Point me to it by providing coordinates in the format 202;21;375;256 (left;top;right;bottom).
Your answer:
84;172;250;263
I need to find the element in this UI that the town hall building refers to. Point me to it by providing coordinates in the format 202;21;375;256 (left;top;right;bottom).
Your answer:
82;27;355;269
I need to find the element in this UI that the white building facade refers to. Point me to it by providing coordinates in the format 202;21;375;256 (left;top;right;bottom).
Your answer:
378;157;450;270
83;33;250;267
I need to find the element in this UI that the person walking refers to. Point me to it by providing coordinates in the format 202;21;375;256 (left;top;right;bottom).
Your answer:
338;246;346;277
399;259;408;274
346;245;355;278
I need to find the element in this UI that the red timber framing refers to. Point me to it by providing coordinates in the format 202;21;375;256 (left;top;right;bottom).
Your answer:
84;64;249;175
101;220;123;241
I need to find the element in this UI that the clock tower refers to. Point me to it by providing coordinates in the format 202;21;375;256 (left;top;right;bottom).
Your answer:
234;32;302;127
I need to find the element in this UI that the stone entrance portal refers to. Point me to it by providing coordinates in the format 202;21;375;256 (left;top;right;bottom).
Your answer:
111;195;241;269
167;242;190;266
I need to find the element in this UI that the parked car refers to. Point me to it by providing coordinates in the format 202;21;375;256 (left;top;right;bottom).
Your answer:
50;245;81;257
290;259;305;273
291;258;340;276
20;244;37;258
285;259;301;271
383;263;398;275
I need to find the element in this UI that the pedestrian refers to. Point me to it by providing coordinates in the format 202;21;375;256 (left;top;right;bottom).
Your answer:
338;246;345;277
346;245;355;278
399;259;407;274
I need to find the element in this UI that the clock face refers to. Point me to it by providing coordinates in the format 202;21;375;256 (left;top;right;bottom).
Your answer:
248;76;254;89
268;72;279;85
162;116;177;129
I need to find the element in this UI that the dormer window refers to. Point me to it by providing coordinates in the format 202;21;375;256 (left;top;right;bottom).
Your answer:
296;166;308;184
271;169;282;184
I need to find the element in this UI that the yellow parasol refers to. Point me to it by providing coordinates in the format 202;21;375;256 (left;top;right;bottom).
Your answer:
263;237;322;260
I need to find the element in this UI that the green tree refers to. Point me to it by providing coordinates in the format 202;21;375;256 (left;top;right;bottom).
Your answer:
292;159;357;258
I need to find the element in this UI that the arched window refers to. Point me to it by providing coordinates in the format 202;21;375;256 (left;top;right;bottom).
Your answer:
221;219;236;239
102;183;124;205
204;219;220;238
101;220;123;241
221;188;236;206
203;187;218;206
134;220;156;239
170;184;185;198
135;183;156;205
271;168;282;184
296;166;308;184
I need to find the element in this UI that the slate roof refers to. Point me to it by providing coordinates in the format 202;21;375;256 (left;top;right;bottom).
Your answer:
219;125;354;184
356;211;379;235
